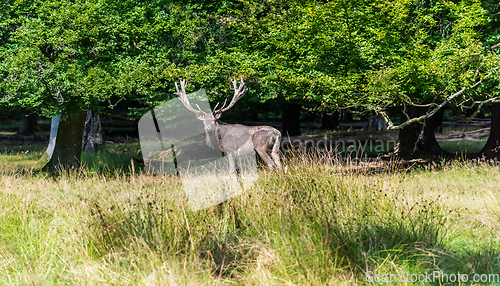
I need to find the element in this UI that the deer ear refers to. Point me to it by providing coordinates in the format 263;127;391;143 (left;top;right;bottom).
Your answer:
214;113;221;119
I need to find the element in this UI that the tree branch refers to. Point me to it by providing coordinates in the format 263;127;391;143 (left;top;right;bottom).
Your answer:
379;66;499;130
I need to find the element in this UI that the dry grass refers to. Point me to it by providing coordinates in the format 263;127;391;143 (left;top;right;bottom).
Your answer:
0;149;499;285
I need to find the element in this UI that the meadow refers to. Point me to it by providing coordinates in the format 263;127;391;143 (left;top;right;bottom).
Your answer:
0;143;499;285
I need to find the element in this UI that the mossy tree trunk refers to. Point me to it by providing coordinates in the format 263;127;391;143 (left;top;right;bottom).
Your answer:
416;107;446;154
36;110;87;173
395;115;420;158
481;102;500;158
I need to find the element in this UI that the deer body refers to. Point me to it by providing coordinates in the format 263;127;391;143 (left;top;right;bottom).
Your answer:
212;121;282;169
175;78;282;174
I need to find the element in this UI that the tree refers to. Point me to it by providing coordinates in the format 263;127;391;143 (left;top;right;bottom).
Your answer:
481;102;500;157
3;0;498;165
18;113;38;136
82;111;103;153
367;112;386;132
477;0;500;158
360;0;499;157
0;0;219;171
178;0;369;140
35;111;87;172
224;0;498;159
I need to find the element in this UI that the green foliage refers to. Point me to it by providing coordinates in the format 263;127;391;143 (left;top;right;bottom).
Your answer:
362;0;500;113
0;0;498;120
0;0;236;118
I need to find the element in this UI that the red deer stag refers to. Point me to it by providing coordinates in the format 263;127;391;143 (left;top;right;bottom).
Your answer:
174;78;282;173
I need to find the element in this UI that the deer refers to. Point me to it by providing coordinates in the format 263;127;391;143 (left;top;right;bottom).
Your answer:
174;78;282;176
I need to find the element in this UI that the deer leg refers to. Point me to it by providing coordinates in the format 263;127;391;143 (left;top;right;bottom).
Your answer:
270;137;282;169
255;147;275;169
227;152;236;176
226;152;241;185
270;152;281;169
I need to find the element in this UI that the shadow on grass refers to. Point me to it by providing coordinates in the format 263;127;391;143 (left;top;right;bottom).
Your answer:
80;150;141;176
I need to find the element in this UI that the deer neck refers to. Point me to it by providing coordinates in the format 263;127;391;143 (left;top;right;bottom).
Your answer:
204;119;225;150
214;119;227;127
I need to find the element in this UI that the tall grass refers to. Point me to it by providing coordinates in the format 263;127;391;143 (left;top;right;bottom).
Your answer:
0;151;499;284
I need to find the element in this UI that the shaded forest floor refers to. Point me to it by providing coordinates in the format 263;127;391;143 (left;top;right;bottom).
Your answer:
0;116;490;159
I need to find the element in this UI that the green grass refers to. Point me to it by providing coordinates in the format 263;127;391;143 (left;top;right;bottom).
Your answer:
439;124;488;154
0;144;46;171
438;139;487;154
0;144;499;284
0;143;140;175
284;140;397;158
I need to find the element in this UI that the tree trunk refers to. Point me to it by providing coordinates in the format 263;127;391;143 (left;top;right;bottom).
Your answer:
395;106;447;158
481;102;500;158
18;114;38;136
342;110;353;122
368;112;387;131
395;115;420;158
434;108;443;134
35;110;87;173
321;111;339;130
282;102;301;136
82;110;103;153
416;107;446;154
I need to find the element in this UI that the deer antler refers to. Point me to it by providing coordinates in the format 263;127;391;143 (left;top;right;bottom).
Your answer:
213;78;248;117
174;79;205;115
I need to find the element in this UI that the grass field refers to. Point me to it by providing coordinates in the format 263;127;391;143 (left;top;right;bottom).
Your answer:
0;144;499;285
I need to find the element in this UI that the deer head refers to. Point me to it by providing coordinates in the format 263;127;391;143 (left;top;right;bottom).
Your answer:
175;78;248;148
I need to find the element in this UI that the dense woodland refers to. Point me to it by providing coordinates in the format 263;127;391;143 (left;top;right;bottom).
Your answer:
0;0;499;167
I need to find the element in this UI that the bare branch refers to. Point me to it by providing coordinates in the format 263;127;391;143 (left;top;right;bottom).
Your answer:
453;96;500;123
409;102;440;108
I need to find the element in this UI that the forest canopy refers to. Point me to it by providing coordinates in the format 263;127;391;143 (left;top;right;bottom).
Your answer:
0;0;499;166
